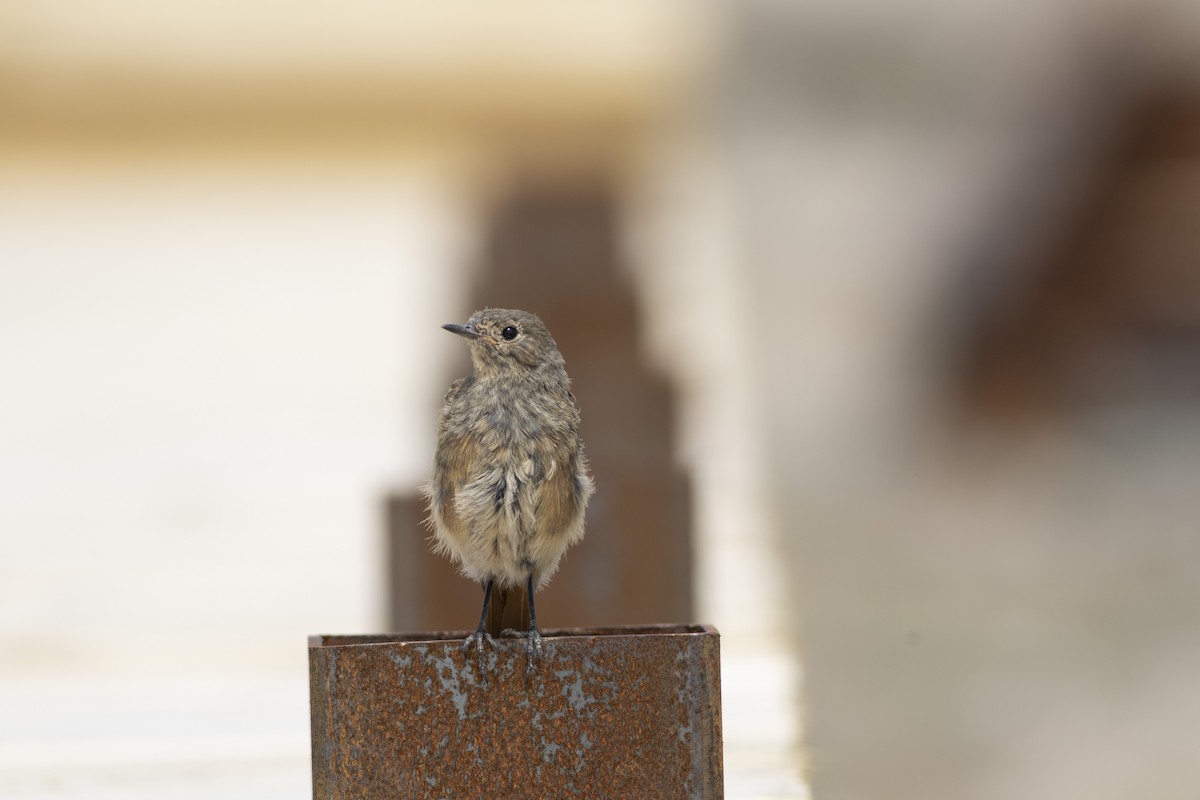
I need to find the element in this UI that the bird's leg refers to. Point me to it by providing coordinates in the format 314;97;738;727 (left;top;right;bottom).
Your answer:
462;577;495;669
525;576;544;662
502;574;543;673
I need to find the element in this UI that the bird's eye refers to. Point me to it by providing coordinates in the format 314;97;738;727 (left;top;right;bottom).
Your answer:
501;326;519;341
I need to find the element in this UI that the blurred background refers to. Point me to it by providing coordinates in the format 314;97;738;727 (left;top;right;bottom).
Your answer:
3;1;1200;798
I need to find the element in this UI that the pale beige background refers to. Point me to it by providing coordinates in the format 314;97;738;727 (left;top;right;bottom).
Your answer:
5;1;1200;798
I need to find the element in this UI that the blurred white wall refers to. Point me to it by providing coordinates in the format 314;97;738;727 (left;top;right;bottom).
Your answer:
0;163;478;792
0;163;482;659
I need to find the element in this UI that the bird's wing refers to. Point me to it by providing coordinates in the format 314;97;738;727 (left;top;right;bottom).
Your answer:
429;377;482;547
440;377;469;422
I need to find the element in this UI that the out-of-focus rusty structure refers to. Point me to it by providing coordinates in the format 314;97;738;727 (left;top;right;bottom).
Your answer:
309;625;723;799
388;183;693;632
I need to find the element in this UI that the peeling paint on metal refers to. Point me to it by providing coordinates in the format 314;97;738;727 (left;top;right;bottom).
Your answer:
308;625;723;799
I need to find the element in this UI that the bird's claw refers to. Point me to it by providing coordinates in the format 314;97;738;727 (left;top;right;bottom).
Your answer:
502;626;543;673
462;628;495;671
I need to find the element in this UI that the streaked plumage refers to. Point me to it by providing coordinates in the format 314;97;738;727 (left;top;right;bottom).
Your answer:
424;308;593;667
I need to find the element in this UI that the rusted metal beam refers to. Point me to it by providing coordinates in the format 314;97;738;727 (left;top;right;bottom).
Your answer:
309;625;723;799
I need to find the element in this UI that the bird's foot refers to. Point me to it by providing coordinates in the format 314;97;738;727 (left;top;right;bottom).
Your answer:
501;626;543;673
462;626;495;671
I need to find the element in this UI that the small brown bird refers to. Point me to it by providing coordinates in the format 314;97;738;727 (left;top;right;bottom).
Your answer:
424;308;594;668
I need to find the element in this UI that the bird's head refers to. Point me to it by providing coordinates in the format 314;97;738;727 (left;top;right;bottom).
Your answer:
443;308;565;380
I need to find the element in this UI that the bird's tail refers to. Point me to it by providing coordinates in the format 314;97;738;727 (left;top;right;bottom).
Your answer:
486;583;530;638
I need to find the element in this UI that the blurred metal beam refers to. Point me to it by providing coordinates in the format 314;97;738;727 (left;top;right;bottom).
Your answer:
388;183;695;633
0;4;706;155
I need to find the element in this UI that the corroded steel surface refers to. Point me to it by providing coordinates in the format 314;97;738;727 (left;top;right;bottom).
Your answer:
309;624;723;799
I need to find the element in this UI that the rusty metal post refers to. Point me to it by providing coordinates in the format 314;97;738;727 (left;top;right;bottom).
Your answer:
309;624;723;799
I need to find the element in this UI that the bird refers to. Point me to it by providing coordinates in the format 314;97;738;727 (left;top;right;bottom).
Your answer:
424;308;594;670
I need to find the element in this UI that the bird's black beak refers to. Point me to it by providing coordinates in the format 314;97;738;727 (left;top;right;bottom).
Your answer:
442;323;480;340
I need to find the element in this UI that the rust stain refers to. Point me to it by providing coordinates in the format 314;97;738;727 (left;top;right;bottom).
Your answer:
309;624;723;799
